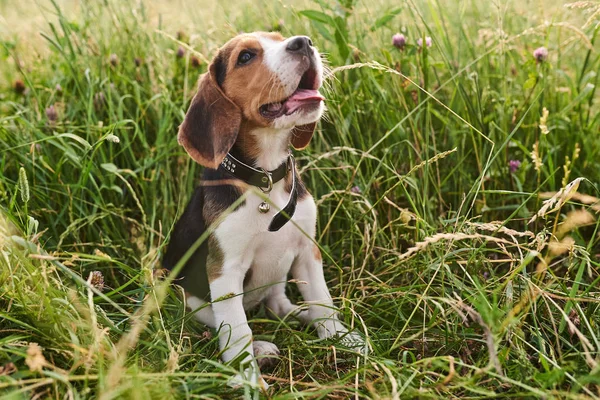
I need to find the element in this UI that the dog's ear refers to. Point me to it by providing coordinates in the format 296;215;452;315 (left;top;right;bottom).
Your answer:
290;122;317;150
178;56;241;169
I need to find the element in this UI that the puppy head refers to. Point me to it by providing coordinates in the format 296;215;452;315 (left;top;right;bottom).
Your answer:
178;32;325;169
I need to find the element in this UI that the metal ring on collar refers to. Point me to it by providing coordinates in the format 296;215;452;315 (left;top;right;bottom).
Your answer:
258;168;273;193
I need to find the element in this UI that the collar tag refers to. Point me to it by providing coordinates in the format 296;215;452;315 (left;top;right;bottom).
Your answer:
268;154;297;232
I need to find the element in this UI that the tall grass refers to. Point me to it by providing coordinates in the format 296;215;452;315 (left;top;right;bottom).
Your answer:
1;0;599;398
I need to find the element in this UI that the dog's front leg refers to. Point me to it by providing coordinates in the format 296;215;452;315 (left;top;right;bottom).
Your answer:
291;245;348;339
210;271;252;363
291;245;366;352
210;269;265;387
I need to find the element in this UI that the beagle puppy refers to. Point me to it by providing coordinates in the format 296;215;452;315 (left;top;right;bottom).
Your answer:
163;32;359;385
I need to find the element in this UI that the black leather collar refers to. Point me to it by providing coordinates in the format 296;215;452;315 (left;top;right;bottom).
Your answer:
218;152;297;231
219;153;289;192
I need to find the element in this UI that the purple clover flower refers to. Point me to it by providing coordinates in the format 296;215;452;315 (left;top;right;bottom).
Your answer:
533;47;548;63
417;36;432;48
392;33;406;50
509;160;521;174
45;105;57;122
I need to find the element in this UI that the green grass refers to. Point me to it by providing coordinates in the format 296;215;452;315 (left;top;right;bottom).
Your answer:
1;0;600;398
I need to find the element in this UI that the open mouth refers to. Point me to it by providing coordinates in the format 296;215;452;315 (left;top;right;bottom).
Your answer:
259;67;324;119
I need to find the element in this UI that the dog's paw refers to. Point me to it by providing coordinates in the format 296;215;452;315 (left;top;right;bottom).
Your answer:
252;340;280;370
316;318;348;340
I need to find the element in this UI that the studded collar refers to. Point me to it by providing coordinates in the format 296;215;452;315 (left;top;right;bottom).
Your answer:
219;152;290;192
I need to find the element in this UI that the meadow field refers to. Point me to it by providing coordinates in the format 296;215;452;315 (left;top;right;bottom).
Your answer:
1;0;599;398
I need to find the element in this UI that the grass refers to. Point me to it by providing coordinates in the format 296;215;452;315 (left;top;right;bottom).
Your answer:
1;0;599;398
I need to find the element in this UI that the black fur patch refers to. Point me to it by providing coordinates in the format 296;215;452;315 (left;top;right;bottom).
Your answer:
163;168;244;301
214;52;228;86
163;187;211;300
295;170;309;200
285;167;308;200
202;167;245;222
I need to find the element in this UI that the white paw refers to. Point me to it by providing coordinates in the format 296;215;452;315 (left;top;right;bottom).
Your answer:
316;318;348;340
252;340;280;370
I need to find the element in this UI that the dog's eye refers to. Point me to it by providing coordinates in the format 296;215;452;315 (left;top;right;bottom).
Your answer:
237;51;255;65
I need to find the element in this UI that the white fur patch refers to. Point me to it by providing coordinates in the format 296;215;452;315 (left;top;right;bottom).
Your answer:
250;127;292;170
186;295;215;328
257;35;303;94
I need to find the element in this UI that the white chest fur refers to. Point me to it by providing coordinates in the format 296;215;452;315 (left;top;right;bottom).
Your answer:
213;180;317;309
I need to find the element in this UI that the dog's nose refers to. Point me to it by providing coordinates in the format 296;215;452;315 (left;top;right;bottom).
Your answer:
286;36;313;53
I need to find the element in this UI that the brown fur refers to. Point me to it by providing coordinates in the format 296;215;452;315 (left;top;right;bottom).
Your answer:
177;61;242;169
234;120;264;162
202;184;246;226
220;33;289;127
206;236;224;283
284;165;309;200
313;245;322;261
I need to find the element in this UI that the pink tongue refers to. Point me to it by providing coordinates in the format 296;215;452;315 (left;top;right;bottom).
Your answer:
284;89;325;114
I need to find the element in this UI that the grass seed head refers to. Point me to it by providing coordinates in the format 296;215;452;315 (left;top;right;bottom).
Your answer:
539;107;550;134
94;92;105;110
18;167;29;204
531;141;543;172
89;270;105;290
25;343;46;372
106;134;120;143
568;309;581;338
